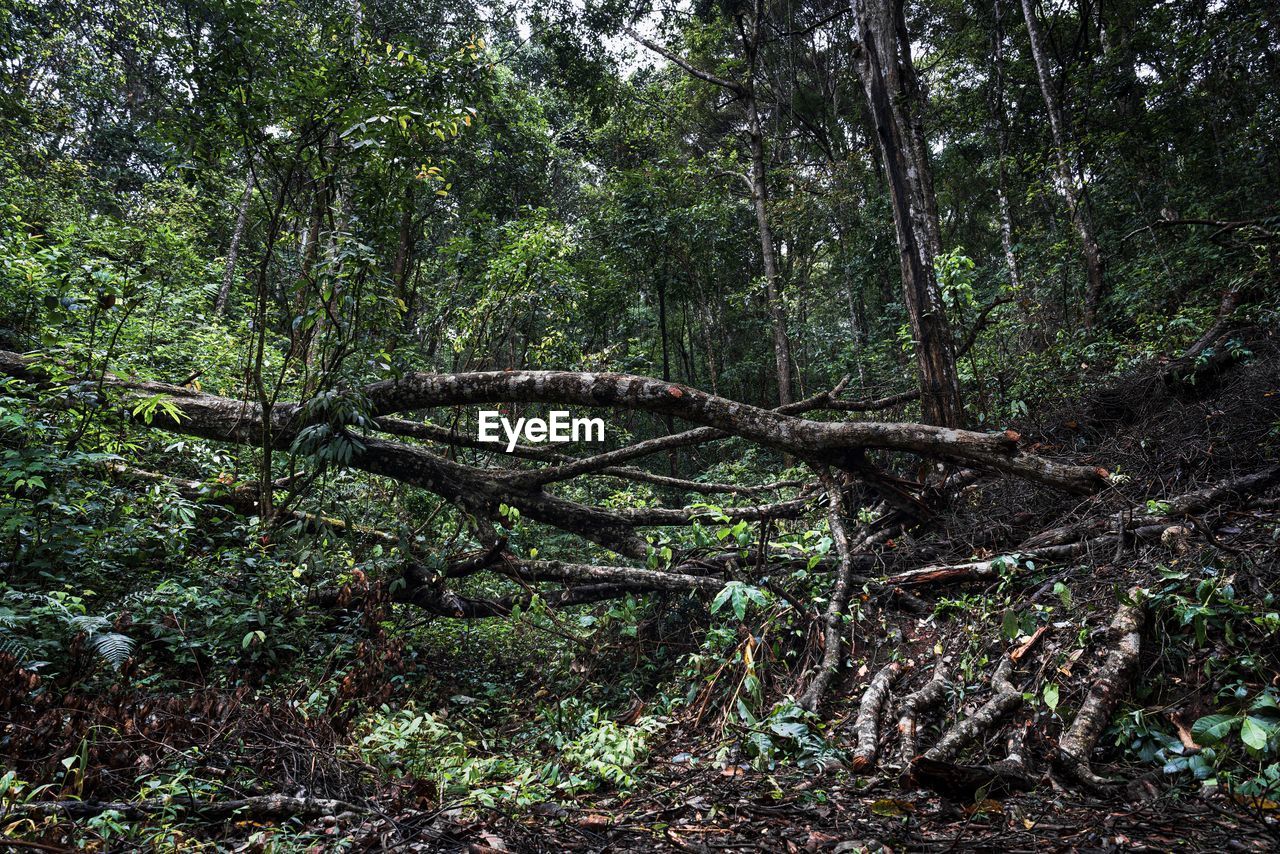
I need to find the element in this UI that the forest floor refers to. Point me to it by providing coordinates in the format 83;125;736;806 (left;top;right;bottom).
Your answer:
4;330;1280;853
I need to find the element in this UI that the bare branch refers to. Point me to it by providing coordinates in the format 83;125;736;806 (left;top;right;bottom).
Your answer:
625;28;744;93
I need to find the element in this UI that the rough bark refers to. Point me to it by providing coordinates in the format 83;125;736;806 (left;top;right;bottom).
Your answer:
850;660;903;771
0;352;1109;500
362;369;1105;492
921;657;1022;763
798;468;861;712
895;663;950;770
214;166;254;316
849;0;963;427
1057;590;1145;786
991;0;1025;300
746;94;794;407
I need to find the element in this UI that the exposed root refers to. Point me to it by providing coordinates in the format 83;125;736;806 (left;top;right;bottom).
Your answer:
920;657;1022;765
1057;589;1146;788
849;661;904;772
893;663;950;771
797;468;860;712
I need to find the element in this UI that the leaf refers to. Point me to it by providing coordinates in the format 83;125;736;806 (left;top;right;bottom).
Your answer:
1191;713;1238;746
871;798;914;817
1250;693;1280;713
1043;683;1059;713
1240;716;1272;751
89;632;134;669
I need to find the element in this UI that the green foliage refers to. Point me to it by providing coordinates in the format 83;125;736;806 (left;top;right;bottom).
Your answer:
0;588;135;671
711;581;768;622
734;698;842;771
1117;566;1280;798
356;699;665;806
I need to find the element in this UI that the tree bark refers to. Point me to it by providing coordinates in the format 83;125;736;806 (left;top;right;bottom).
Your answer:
0;351;1108;494
746;96;794;407
991;0;1025;301
1020;0;1106;326
1057;590;1145;786
214;165;254;316
798;467;861;711
848;0;963;427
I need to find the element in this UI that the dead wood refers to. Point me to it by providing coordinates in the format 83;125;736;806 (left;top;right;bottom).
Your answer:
7;794;361;822
920;657;1022;765
850;661;904;772
1057;589;1145;788
798;468;862;712
894;663;950;771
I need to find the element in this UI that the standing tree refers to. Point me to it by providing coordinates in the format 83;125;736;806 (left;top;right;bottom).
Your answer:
628;1;795;407
847;0;964;427
1019;0;1106;326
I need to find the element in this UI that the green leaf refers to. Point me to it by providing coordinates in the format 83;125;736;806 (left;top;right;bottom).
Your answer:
1191;713;1238;746
1043;683;1059;713
711;585;735;616
1250;693;1280;713
1240;716;1272;751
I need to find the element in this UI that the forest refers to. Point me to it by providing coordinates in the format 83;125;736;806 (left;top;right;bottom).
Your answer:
0;0;1278;849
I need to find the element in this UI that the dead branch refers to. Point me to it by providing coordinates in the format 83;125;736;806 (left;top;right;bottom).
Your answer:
894;663;950;771
1022;466;1279;549
377;415;804;495
360;368;1107;492
798;468;862;712
1057;589;1145;788
920;657;1022;764
850;661;904;772
7;794;360;822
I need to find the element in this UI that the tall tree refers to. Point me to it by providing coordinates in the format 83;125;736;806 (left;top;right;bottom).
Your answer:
847;0;963;427
214;165;255;315
991;0;1024;302
1019;0;1106;326
628;4;795;407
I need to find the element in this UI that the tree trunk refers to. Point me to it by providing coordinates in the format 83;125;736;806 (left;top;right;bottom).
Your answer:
849;0;963;428
391;183;416;313
992;0;1024;298
1019;0;1106;326
214;166;254;316
0;350;1111;497
657;271;677;475
746;93;794;408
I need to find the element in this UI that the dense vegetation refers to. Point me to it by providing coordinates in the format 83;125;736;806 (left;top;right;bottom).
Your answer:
1;0;1278;849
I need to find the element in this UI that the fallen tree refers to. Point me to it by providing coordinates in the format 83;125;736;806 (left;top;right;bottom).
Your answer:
0;348;1123;715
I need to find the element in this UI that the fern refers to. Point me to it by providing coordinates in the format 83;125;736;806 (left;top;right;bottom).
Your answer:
1;591;135;670
0;630;35;665
67;614;111;634
88;632;135;669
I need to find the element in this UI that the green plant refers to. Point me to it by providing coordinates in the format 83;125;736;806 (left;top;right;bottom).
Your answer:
734;698;842;771
0;588;135;670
